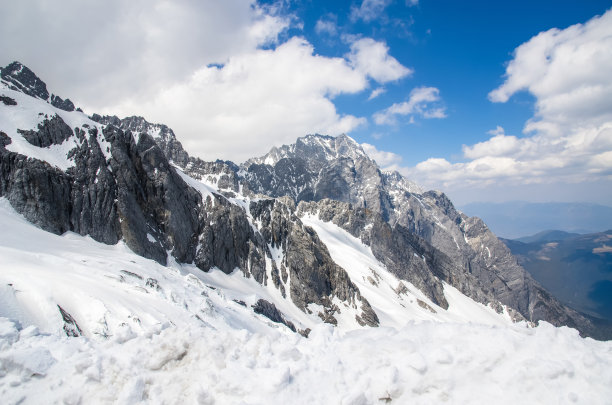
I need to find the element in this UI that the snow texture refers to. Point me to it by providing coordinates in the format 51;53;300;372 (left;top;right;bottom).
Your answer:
1;198;612;404
0;82;105;171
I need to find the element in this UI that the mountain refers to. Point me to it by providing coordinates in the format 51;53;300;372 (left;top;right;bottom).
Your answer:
239;132;605;336
460;201;612;239
503;230;612;321
2;61;612;402
516;230;582;244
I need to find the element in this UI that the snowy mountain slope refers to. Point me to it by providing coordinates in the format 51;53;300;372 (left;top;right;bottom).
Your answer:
299;211;517;327
2;198;612;404
91;110;593;335
240;133;603;338
0;63;378;330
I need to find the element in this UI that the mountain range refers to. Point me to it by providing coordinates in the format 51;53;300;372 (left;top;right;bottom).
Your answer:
1;61;612;403
460;201;612;239
503;230;612;322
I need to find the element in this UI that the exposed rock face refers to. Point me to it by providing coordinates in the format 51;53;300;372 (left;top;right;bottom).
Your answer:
91;114;242;194
0;147;73;235
297;199;495;312
244;134;600;336
252;299;296;332
1;95;17;106
50;94;75;112
248;197;379;326
1;61;75;111
18;114;74;147
1;61;50;100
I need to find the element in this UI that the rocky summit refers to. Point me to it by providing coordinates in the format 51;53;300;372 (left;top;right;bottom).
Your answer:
0;61;608;339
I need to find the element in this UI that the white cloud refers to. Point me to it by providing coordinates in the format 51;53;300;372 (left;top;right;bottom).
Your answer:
368;87;386;100
374;86;446;125
0;0;290;107
109;37;369;162
406;0;419;6
361;143;403;167
315;14;338;36
462;127;521;160
347;38;412;83
1;1;416;164
402;9;612;195
350;0;393;23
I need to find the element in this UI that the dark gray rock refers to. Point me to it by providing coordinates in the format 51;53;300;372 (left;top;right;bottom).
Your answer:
1;95;17;106
57;305;82;337
17;114;74;147
1;61;50;100
248;134;604;338
50;94;75;112
0;131;11;148
252;299;296;332
0;148;73;235
249;197;379;326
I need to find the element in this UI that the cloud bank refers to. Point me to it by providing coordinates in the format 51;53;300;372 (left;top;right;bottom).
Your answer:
1;0;412;163
402;9;612;193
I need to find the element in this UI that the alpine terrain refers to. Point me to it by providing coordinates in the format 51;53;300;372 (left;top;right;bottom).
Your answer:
1;62;611;404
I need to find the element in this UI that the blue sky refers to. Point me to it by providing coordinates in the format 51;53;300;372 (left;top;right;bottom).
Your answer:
283;0;612;176
2;0;612;205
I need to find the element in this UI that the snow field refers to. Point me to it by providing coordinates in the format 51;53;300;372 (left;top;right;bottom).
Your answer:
0;192;611;403
2;315;611;404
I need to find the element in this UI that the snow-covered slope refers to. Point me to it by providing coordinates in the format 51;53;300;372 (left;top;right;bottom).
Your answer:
2;198;612;404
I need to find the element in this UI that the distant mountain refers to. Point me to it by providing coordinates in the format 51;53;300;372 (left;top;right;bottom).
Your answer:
459;201;612;239
502;230;612;321
516;230;582;244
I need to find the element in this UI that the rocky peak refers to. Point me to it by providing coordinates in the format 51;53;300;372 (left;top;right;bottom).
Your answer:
245;133;369;170
1;61;74;111
1;61;50;101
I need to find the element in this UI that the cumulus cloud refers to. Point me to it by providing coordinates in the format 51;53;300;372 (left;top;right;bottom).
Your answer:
350;0;393;23
110;37;371;162
400;8;612;194
361;143;403;168
374;86;446;125
348;38;413;83
1;1;414;163
0;0;290;107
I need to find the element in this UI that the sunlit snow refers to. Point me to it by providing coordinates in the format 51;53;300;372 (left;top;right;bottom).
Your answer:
1;197;612;404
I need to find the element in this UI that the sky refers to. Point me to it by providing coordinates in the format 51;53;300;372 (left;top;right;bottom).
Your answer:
1;0;612;205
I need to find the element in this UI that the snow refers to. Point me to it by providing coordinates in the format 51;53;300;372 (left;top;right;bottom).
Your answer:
1;198;612;404
0;83;106;171
173;165;216;200
300;213;515;328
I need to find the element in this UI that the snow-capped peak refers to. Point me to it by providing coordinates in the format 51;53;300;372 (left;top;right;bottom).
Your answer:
1;61;76;112
245;133;369;169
